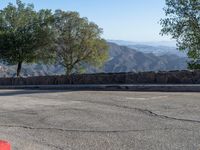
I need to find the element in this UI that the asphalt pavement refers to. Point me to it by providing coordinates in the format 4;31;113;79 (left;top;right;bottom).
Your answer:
0;90;200;150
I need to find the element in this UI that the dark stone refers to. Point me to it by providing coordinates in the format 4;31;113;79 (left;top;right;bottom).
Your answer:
0;70;200;85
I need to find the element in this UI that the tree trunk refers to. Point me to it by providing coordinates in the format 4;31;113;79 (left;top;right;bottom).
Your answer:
66;66;73;76
17;62;22;77
66;67;73;84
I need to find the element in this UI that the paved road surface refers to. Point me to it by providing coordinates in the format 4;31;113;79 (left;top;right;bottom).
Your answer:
0;90;200;150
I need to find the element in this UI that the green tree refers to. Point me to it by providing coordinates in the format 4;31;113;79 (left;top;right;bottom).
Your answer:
53;10;108;75
160;0;200;68
0;0;55;76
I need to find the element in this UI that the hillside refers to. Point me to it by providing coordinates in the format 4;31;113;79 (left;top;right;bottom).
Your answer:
93;43;187;73
127;45;186;57
108;40;186;57
0;43;188;77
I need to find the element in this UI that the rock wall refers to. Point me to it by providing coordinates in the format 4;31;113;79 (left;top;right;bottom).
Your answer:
0;70;199;85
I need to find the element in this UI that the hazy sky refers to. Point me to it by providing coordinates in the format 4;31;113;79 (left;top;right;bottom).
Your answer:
0;0;172;42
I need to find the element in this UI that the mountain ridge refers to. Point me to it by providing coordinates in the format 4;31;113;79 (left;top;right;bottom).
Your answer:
0;42;188;77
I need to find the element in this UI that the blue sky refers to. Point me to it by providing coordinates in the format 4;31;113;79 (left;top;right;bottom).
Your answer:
0;0;172;42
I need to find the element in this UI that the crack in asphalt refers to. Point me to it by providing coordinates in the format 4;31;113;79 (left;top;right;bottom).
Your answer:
0;124;194;133
134;107;200;124
32;139;64;150
2;99;200;126
1;97;200;134
72;99;200;124
20;94;200;124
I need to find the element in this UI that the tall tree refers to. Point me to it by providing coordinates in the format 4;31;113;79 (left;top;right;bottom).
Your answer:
160;0;200;68
53;10;108;75
0;0;55;76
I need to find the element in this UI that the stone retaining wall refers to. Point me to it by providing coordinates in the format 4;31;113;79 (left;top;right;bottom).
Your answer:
0;70;199;85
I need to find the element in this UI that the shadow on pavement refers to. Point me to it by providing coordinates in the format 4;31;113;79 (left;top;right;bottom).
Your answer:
0;89;74;96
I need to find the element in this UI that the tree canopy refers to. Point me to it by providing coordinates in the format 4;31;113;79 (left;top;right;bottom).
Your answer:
0;1;108;76
53;10;108;75
0;0;55;76
160;0;200;68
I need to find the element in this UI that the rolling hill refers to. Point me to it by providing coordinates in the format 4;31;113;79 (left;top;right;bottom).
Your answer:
0;42;188;77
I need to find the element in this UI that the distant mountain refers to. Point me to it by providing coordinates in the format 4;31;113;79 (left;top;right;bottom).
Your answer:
0;63;65;77
108;40;177;47
0;42;188;77
108;40;187;57
90;43;187;73
127;45;186;57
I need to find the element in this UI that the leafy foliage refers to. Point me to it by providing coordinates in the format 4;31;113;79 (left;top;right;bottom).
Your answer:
0;0;55;76
160;0;200;65
53;10;108;75
0;1;108;76
188;60;200;69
